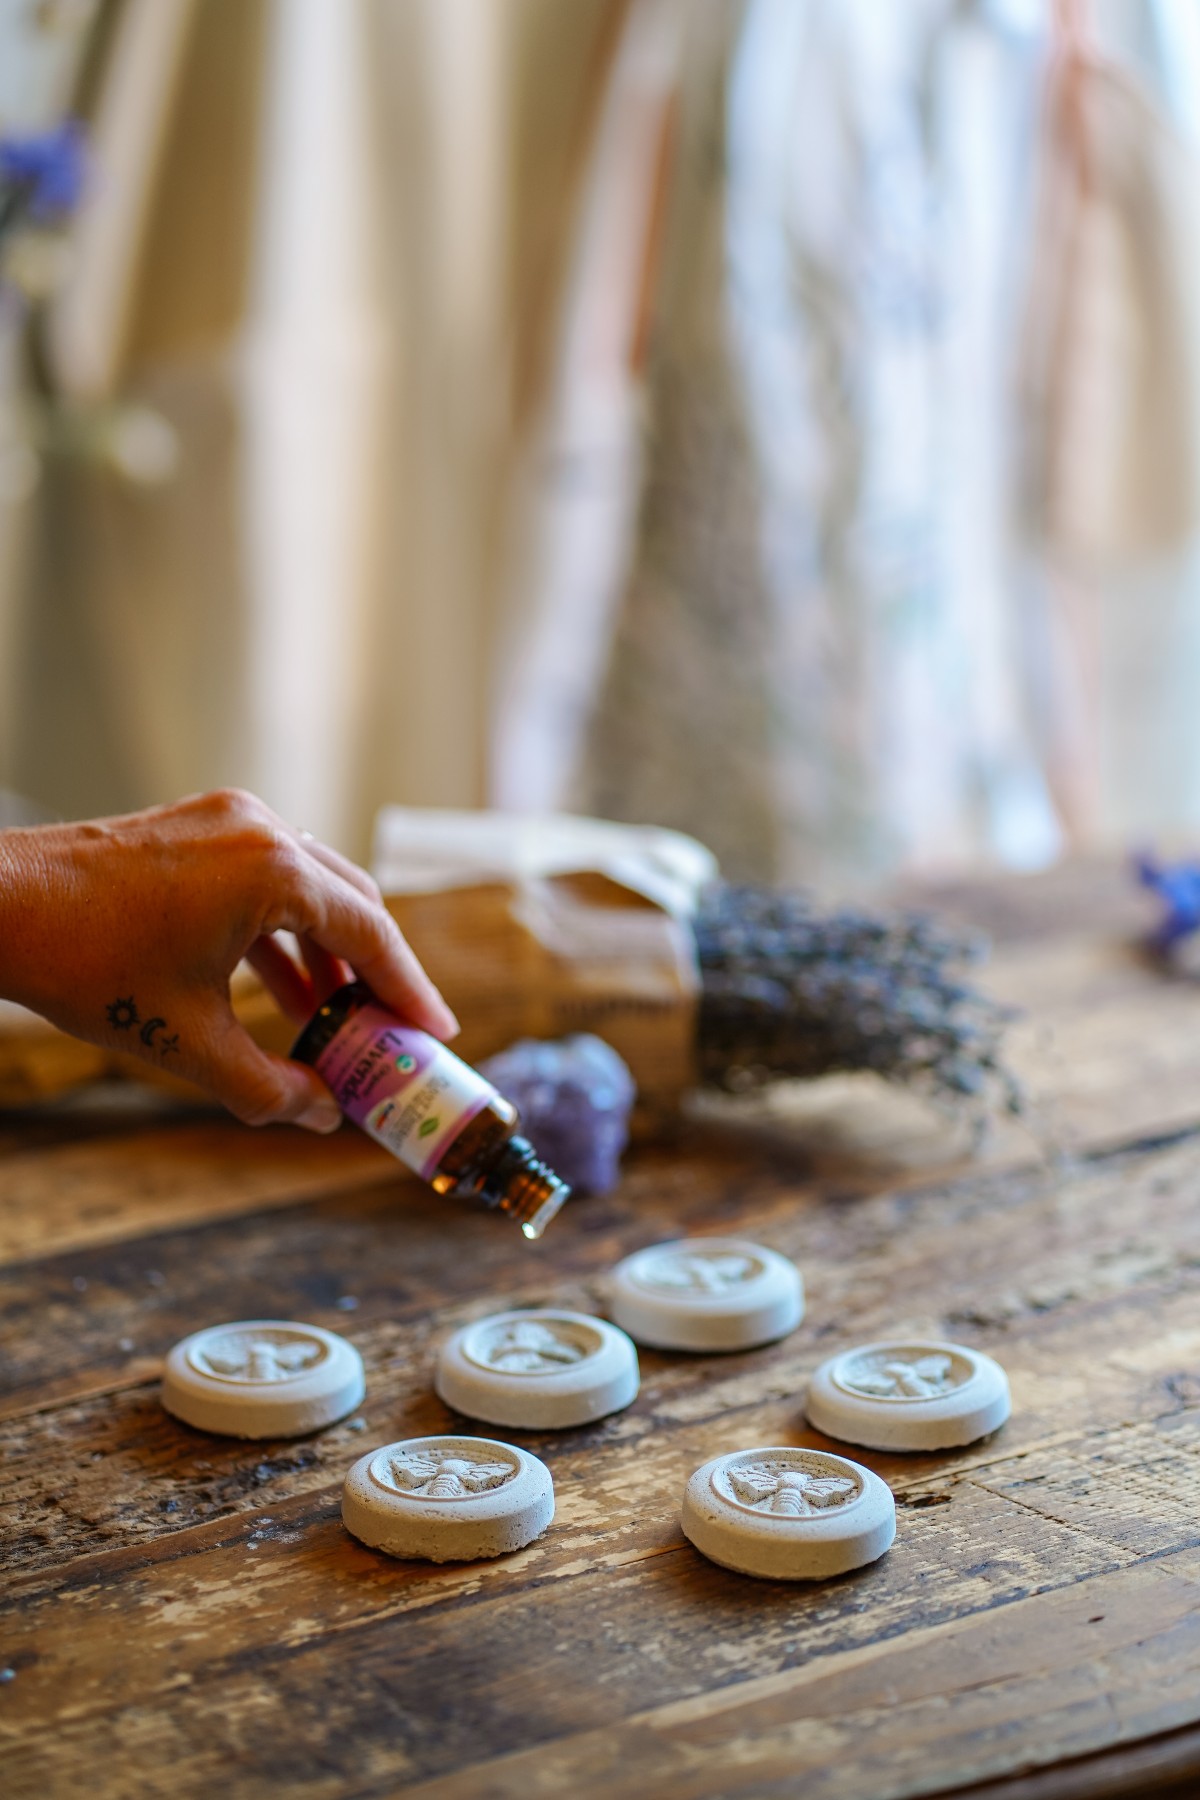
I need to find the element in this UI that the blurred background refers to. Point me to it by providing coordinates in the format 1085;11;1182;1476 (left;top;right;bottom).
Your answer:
3;0;1200;890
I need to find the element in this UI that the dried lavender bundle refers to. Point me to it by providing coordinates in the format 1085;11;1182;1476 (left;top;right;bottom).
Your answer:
693;884;1022;1120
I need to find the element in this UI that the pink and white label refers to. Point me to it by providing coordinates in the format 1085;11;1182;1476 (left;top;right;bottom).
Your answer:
311;999;495;1180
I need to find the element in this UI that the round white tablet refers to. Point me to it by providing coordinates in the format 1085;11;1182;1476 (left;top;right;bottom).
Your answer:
342;1434;554;1561
162;1320;365;1438
805;1339;1011;1451
682;1445;895;1580
606;1237;804;1351
435;1309;639;1429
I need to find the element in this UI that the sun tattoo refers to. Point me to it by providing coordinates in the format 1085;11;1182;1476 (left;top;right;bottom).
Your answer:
105;998;179;1056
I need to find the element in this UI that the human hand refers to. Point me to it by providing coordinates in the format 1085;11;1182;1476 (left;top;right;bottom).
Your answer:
0;788;459;1132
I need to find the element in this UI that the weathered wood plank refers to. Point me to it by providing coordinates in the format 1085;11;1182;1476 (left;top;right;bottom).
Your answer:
6;1117;1200;1566
0;1484;1144;1798
0;1125;833;1419
9;1125;1200;1779
5;1192;1199;1576
1;1511;1193;1800
5;1094;1198;1424
378;1551;1200;1800
897;852;1152;949
3;1308;1192;1635
0;1092;186;1162
0;1118;395;1266
947;1723;1200;1800
756;933;1200;1179
4;1311;1199;1755
0;1465;1125;1722
993;938;1200;1155
972;1409;1200;1559
4;1139;786;1415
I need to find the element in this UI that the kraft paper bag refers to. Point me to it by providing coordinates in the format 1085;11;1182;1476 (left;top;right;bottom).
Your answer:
372;809;716;1118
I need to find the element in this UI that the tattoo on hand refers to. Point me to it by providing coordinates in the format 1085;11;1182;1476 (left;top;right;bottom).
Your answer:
105;997;179;1056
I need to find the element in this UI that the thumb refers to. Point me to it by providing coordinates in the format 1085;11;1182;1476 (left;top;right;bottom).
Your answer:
203;1014;343;1133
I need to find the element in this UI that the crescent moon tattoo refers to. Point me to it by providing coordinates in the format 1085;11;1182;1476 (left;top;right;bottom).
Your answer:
140;1017;167;1047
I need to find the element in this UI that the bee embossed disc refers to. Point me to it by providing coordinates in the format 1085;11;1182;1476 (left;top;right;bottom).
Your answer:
161;1320;365;1439
805;1339;1011;1450
682;1446;895;1579
606;1237;804;1351
435;1309;639;1429
342;1435;554;1561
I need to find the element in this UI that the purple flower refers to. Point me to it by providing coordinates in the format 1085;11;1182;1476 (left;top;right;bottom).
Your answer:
0;121;87;229
1133;852;1200;952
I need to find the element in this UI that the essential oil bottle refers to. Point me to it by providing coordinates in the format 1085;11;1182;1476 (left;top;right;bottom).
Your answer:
291;981;570;1239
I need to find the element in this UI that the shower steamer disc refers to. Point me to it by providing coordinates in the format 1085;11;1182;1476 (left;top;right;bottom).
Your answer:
162;1320;365;1438
682;1446;895;1580
805;1339;1011;1451
343;1435;554;1561
607;1237;803;1351
435;1309;639;1429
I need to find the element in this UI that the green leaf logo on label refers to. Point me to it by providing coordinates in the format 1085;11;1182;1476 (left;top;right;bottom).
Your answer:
395;1053;417;1073
418;1116;440;1139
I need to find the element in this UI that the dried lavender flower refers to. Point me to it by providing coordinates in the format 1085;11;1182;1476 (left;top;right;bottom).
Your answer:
693;884;1022;1121
0;122;86;237
1133;851;1200;954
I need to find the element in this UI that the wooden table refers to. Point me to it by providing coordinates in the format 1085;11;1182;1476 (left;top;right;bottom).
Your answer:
4;858;1200;1799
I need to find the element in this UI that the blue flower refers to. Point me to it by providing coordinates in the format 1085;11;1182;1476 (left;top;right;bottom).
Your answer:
1133;852;1200;952
0;120;87;227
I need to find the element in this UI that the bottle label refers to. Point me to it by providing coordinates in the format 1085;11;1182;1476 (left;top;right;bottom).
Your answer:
310;1000;495;1181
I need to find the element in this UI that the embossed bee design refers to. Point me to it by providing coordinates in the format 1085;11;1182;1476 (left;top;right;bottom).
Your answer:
641;1251;757;1293
385;1449;515;1500
726;1460;859;1517
845;1354;958;1399
196;1332;322;1383
481;1320;587;1373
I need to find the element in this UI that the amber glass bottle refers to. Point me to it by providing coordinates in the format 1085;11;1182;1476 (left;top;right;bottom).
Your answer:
292;982;569;1238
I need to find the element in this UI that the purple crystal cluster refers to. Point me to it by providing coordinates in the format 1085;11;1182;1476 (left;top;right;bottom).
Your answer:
479;1034;635;1196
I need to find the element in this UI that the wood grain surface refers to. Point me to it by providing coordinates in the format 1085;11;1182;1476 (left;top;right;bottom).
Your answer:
3;858;1200;1799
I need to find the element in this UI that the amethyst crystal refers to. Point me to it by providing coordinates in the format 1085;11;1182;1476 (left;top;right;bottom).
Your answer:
479;1034;635;1196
